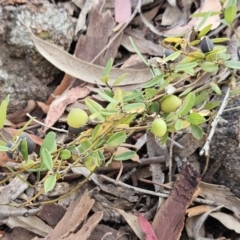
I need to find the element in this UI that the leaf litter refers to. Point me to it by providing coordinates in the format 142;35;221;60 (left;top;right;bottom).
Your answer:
1;0;240;239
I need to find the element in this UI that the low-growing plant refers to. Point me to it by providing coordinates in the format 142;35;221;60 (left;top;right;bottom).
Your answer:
0;0;239;197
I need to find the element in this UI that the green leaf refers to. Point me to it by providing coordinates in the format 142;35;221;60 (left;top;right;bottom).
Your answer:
92;125;101;140
101;109;119;116
0;99;7;129
191;125;203;139
20;138;28;161
218;53;231;61
186;113;206;125
204;101;221;110
212;38;230;43
179;92;196;116
225;60;240;70
85;98;104;121
210;83;222;95
175;62;198;71
123;91;144;102
191;11;221;18
112;73;128;86
194;90;208;106
196;11;212;30
225;0;237;8
60;149;71;160
179;88;193;97
40;132;57;158
41;148;53;170
123;103;145;113
200;62;218;72
44;175;57;192
96;90;118;103
114;150;136;161
78;140;92;153
0;146;10;151
106;132;127;147
145;88;158;100
103;58;113;78
129;37;149;66
198;24;212;38
174;119;183;130
142;74;164;88
221;19;230;27
224;5;237;24
164;50;182;62
148;102;159;114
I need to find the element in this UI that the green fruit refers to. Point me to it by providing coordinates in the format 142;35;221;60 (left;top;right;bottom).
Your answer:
18;133;36;154
67;108;88;128
161;95;182;113
151;119;167;137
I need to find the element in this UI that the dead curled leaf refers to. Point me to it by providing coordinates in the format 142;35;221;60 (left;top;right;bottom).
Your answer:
28;28;152;87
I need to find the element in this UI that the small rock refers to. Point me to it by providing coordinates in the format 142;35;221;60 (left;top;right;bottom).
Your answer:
0;0;74;112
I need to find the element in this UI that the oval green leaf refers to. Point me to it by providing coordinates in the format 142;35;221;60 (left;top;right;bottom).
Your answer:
60;149;71;160
41;148;53;170
200;62;218;72
179;92;196;116
191;125;203;139
114;150;136;161
44;175;57;192
40;132;57;158
186;113;206;125
106;132;127;147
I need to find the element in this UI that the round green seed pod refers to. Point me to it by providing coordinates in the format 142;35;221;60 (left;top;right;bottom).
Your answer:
67;108;88;128
18;133;36;154
151;118;167;137
200;36;214;53
161;95;182;113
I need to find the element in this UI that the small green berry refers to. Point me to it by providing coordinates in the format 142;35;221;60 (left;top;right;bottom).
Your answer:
18;133;36;154
67;108;88;129
161;95;182;113
151;119;167;137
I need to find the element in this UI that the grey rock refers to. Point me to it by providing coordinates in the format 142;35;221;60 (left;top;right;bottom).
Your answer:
209;97;240;198
0;1;74;113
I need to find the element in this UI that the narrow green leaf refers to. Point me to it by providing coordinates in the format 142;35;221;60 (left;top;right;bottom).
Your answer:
142;74;164;88
114;150;136;161
191;11;221;18
20;138;28;161
40;132;57;158
92;125;101;140
194;90;208;106
179;88;193;97
106;132;127;147
123;103;145;113
225;61;240;70
164;50;182;62
85;98;104;121
212;38;229;43
196;11;212;30
0;100;7;129
100;109;119;116
41;148;53;170
129;37;148;66
103;58;113;78
200;62;218;72
186;113;206;125
204;101;221;110
210;83;222;95
96;90;118;103
179;92;196;116
60;149;71;160
112;73;128;86
198;24;212;38
191;125;203;139
224;5;237;24
44;175;57;192
0;146;10;151
175;62;198;71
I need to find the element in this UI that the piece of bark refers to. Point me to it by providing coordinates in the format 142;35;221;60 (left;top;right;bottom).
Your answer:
45;190;94;240
37;204;66;227
152;163;201;240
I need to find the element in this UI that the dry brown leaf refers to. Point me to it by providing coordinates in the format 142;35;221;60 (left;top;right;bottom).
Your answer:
37;101;50;114
161;0;221;36
209;212;240;234
44;86;90;132
186;205;214;217
28;27;152;87
113;208;144;240
200;182;240;216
